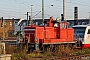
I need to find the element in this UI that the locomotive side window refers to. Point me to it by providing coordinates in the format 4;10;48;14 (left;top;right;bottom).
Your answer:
87;29;90;34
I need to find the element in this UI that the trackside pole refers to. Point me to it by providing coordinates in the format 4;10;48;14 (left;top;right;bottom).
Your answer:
35;37;39;50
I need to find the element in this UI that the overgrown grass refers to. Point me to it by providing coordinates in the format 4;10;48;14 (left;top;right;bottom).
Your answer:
5;44;90;60
12;53;28;60
73;48;90;55
28;52;43;58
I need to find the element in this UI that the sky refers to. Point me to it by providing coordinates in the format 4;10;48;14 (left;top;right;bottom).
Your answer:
0;0;90;20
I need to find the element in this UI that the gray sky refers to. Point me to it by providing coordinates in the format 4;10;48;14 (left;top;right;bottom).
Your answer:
0;0;90;20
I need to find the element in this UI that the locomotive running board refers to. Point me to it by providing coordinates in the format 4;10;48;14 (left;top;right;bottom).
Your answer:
43;41;76;45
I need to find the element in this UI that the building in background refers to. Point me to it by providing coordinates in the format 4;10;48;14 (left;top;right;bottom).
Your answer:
67;19;89;27
0;19;14;39
0;18;21;40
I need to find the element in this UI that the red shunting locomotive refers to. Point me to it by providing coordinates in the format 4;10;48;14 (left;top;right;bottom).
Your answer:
24;17;75;51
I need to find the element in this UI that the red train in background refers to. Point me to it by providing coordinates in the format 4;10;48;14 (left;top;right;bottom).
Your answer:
24;17;83;52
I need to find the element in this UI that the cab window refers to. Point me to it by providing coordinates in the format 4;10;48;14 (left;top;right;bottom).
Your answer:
87;29;90;34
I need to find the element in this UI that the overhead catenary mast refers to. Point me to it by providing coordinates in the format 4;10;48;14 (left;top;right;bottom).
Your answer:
89;12;90;25
74;7;78;25
42;0;44;25
63;0;66;21
1;17;5;40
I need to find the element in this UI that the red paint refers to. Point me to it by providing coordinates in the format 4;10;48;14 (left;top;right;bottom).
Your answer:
81;44;90;48
24;17;74;44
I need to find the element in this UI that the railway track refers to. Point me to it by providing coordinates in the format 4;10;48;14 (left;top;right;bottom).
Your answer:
59;54;90;60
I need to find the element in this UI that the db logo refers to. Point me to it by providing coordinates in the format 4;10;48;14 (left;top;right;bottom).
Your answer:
87;35;90;38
